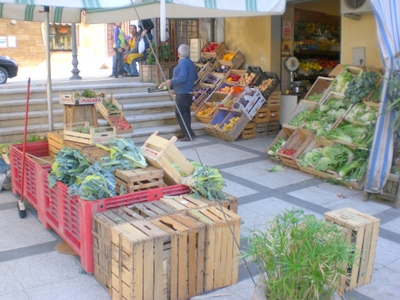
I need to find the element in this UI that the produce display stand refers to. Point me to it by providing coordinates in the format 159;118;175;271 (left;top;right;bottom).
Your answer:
201;42;227;60
282;100;318;131
10;140;191;273
304;76;333;103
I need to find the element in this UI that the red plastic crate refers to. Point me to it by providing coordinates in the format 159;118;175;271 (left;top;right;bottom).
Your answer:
11;140;191;273
10;141;50;214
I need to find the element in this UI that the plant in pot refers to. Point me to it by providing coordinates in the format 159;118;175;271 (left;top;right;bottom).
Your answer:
243;209;358;300
142;42;174;83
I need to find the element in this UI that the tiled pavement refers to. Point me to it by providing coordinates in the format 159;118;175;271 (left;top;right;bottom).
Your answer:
1;134;400;300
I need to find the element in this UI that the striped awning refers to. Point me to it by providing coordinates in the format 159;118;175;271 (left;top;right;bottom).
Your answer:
0;0;286;24
366;0;400;192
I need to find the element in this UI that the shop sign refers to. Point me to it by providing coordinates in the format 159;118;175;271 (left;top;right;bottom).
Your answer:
283;20;291;36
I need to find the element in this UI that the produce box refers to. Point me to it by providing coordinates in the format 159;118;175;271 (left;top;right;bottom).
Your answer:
217;50;245;69
80;146;110;164
237;66;263;87
10;140;191;273
185;206;241;292
252;105;280;123
218;85;245;109
201;41;227;59
304;76;333;104
254;71;280;100
195;62;213;84
234;87;266;120
278;128;315;169
195;92;227;123
63;122;116;145
205;110;251;142
105;113;133;135
192;84;214;111
265;121;280;135
240;122;256;139
224;69;247;85
265;90;281;107
265;127;294;162
47;130;100;157
364;173;400;208
190;38;207;62
283;100;318;130
114;166;164;194
159;192;238;214
150;213;206;299
200;72;226;89
141;131;195;185
324;208;380;291
64;104;99;127
59;90;105;105
95;94;122;116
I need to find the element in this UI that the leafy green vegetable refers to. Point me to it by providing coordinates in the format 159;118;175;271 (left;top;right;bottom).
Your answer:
267;165;284;172
332;66;355;94
344;70;379;104
305;92;323;102
344;102;377;125
288;110;310;127
268;137;286;157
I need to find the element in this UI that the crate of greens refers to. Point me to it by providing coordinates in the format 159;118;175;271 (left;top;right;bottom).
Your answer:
59;90;105;105
283;100;318;131
64;122;116;145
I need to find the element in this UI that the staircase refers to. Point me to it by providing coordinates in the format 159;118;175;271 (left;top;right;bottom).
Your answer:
0;77;206;144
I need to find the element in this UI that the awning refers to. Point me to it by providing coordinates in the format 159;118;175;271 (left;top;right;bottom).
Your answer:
0;0;286;24
366;0;400;192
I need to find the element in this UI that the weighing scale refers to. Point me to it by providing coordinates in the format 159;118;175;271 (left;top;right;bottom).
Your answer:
285;56;307;95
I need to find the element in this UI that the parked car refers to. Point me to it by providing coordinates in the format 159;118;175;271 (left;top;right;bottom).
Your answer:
0;56;18;84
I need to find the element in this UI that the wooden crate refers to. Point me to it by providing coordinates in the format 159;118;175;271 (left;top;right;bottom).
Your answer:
217;50;245;69
95;94;122;116
265;91;281;107
125;201;178;219
252;105;280;123
278;128;314;169
304;76;333;104
266;121;280;135
240;122;256;139
80;146;110;164
324;208;380;291
141;131;195;185
283;100;318;131
150;213;206;300
63;104;99;127
110;219;171;300
201;42;227;60
265;128;294;161
64;122;116;145
47;130;98;157
190;38;207;62
114;166;164;194
140;64;176;83
159;192;239;214
59;91;104;105
364;173;400;208
92;208;146;291
186;206;241;292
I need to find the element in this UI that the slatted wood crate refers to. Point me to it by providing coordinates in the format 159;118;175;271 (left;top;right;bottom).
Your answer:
114;166;164;194
110;220;171;300
150;213;206;300
159;192;239;214
324;208;380;292
125;201;178;219
252;106;280;123
240;122;256;139
186;206;241;292
266;121;280;135
64;122;116;145
265;90;281;107
92;208;145;291
141;131;194;185
47;130;99;157
80;146;110;164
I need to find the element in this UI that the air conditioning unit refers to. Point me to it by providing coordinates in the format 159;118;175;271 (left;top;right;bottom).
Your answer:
341;0;373;15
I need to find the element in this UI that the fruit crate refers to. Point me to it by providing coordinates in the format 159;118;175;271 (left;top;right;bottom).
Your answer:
324;208;380;292
195;62;213;84
254;71;281;100
200;72;226;90
64;122;116;145
95;94;122;116
240;122;256;139
265;127;294;162
304;76;333;104
217;50;245;69
150;213;206;299
205;110;251;142
278;128;315;170
185;206;241;292
59;91;105;105
234;87;266;120
114;166;164;194
141;131;195;185
237;66;263;87
224;69;247;85
201;41;227;59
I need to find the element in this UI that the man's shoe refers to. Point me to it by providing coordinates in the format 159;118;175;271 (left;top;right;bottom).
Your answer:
177;134;185;139
108;74;114;78
179;136;191;142
132;74;139;77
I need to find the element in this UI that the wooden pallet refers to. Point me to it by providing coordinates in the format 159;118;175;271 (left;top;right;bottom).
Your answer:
141;131;194;185
93;208;146;292
324;208;380;292
150;213;206;300
186;206;241;292
114;166;164;194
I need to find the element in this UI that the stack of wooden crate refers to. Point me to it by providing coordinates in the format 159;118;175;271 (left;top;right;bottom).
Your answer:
252;90;281;136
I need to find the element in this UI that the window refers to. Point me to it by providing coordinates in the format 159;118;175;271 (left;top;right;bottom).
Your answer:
49;24;72;51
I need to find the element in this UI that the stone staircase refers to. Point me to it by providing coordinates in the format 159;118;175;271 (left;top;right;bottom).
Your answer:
0;77;206;144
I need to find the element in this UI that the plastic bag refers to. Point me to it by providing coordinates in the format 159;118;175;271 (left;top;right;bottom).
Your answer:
138;39;145;54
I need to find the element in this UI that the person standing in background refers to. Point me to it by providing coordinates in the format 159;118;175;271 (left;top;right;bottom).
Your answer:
138;19;154;42
166;44;198;141
112;22;126;78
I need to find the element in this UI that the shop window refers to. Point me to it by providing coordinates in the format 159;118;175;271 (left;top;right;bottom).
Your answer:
49;24;72;51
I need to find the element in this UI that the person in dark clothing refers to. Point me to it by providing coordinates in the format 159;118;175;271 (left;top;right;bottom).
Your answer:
138;19;154;42
166;44;198;142
112;22;126;78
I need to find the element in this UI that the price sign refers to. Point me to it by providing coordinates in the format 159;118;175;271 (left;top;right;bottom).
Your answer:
283;20;291;36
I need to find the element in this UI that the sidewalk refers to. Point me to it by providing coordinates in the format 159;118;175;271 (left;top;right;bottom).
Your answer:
1;134;400;300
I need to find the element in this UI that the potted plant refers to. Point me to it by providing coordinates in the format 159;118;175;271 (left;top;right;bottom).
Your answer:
243;209;358;299
140;42;176;83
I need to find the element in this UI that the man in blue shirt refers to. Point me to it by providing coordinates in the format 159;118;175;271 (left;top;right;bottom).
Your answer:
167;44;198;141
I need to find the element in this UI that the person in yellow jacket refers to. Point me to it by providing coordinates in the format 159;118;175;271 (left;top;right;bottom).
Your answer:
112;22;126;78
123;25;143;77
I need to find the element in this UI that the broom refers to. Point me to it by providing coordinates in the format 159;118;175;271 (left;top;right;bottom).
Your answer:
18;77;31;218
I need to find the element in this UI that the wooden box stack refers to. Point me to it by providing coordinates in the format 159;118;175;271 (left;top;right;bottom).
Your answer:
253;91;281;136
141;131;194;185
114;166;164;194
186;206;241;292
324;207;380;292
240;122;256;139
47;130;99;157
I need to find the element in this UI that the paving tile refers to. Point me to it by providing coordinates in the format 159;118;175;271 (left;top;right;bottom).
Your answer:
222;178;258;198
372;237;400;270
0;208;56;252
381;216;400;232
6;251;83;290
0;290;29;300
234;136;273;153
180;143;259;166
288;185;351;206
222;161;313;189
323;194;390;215
24;275;110;300
0;263;24;296
0;191;19;204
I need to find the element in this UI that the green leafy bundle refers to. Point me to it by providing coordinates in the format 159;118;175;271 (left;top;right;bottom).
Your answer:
48;147;91;188
344;71;379;104
68;162;116;200
288;110;310;127
344;101;378;125
267;136;287;158
332;66;355;94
